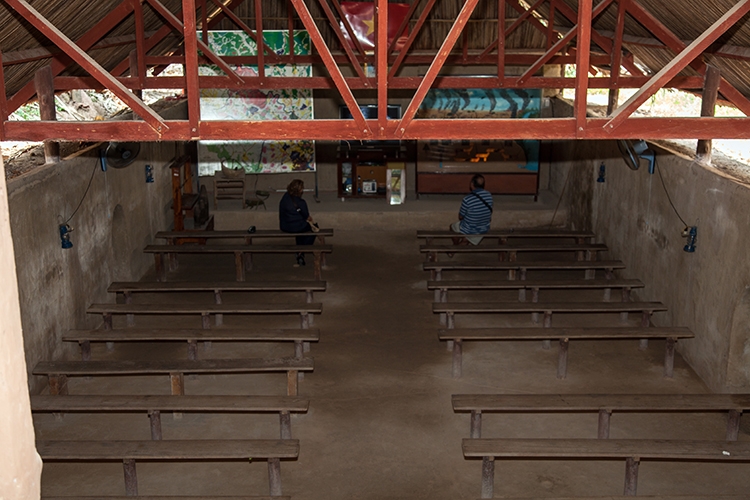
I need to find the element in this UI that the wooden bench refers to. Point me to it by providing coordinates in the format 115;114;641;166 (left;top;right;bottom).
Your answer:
434;301;667;329
463;438;750;498
453;393;744;440
420;242;608;263
424;259;626;281
144;244;333;281
33;357;314;396
417;228;595;244
63;328;320;361
37;439;298;496
439;326;693;378
156;228;333;244
44;497;289;499
475;497;744;500
428;278;645;304
31;394;308;440
87;303;322;330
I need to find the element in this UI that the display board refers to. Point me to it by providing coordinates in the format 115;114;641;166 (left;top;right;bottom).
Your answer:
198;31;315;175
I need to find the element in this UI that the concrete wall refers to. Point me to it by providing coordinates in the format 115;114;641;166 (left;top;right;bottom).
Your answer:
8;140;181;394
551;138;750;392
0;155;42;499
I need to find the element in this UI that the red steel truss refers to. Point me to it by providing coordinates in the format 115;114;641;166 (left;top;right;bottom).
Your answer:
2;0;750;141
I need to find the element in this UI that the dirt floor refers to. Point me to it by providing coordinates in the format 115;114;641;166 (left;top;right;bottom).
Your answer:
33;230;749;499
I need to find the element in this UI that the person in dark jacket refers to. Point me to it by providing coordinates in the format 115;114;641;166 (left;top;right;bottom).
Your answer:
279;179;317;266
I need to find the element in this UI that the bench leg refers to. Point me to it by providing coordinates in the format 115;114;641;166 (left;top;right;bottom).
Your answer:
294;341;303;360
301;313;310;329
287;370;299;396
280;411;292;440
605;268;614;280
727;410;742;441
268;458;282;496
202;313;211;330
123;459;138;496
624;457;640;496
234;252;245;281
518;288;526;302
452;339;463;378
303;341;310;353
149;410;163;440
170;372;184;396
214;290;223;327
154;253;166;282
187;340;197;361
48;374;68;396
603;287;611;301
125;292;135;327
664;337;676;378
470;410;482;439
639;312;651;350
519;268;527;281
543;311;552;328
79;341;91;361
103;313;115;351
556;339;569;379
622;287;631;302
598;409;611;439
313;252;322;280
481;456;494;499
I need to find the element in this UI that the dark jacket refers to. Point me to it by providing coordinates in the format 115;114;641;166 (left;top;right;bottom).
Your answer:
279;192;310;233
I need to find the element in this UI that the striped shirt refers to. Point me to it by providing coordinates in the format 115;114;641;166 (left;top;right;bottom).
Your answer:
459;189;493;234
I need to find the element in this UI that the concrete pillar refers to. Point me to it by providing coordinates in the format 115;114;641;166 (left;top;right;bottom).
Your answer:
0;152;43;498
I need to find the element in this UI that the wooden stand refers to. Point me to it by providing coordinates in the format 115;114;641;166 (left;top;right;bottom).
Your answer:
168;155;213;236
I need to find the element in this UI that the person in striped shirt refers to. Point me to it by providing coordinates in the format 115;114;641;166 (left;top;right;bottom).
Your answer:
450;174;493;249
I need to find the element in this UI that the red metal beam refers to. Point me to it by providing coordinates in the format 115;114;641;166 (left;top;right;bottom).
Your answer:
497;0;505;78
516;0;613;86
7;0;134;112
377;0;388;133
53;74;707;92
289;0;371;136
9;116;750;142
387;0;437;80
144;0;244;84
133;0;147;88
254;0;265;79
610;0;627;90
575;0;593;137
0;51;7;140
182;0;201;137
5;0;167;133
398;0;481;135
209;0;280;62
605;0;750;133
626;0;750;116
316;0;368;82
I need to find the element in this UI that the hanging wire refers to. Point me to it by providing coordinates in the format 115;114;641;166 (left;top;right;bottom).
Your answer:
64;156;100;225
655;157;688;227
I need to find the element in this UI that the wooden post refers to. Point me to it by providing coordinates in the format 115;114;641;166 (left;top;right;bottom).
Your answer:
481;456;495;499
123;459;138;495
79;341;91;361
214;289;223;327
470;410;482;438
170;372;184;395
234;251;244;281
280;411;292;439
623;457;640;495
313;251;322;280
597;409;611;439
452;339;463;378
287;370;298;396
607;87;620;115
187;340;197;360
726;409;742;441
125;291;135;327
557;338;569;378
696;65;721;161
268;457;282;496
664;337;676;378
294;341;303;360
48;374;68;396
148;410;163;440
33;65;59;163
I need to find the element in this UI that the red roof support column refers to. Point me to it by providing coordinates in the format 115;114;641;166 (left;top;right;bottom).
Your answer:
289;0;371;136
575;0;593;137
7;0;133;113
5;0;167;134
398;0;481;136
497;0;505;78
377;0;388;135
696;65;721;161
182;0;201;138
34;65;60;162
387;0;437;80
0;51;7;140
133;0;147;91
605;0;750;132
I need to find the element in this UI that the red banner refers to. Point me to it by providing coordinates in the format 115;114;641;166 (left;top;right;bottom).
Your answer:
339;2;410;51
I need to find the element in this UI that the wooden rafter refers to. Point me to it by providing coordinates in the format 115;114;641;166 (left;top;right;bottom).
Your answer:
182;0;201;136
575;0;593;137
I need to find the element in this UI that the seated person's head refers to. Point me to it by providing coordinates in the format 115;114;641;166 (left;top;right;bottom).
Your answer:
471;174;485;190
287;179;305;197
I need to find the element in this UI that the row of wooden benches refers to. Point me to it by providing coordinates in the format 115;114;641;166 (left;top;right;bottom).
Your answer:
151;229;334;281
453;393;750;498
